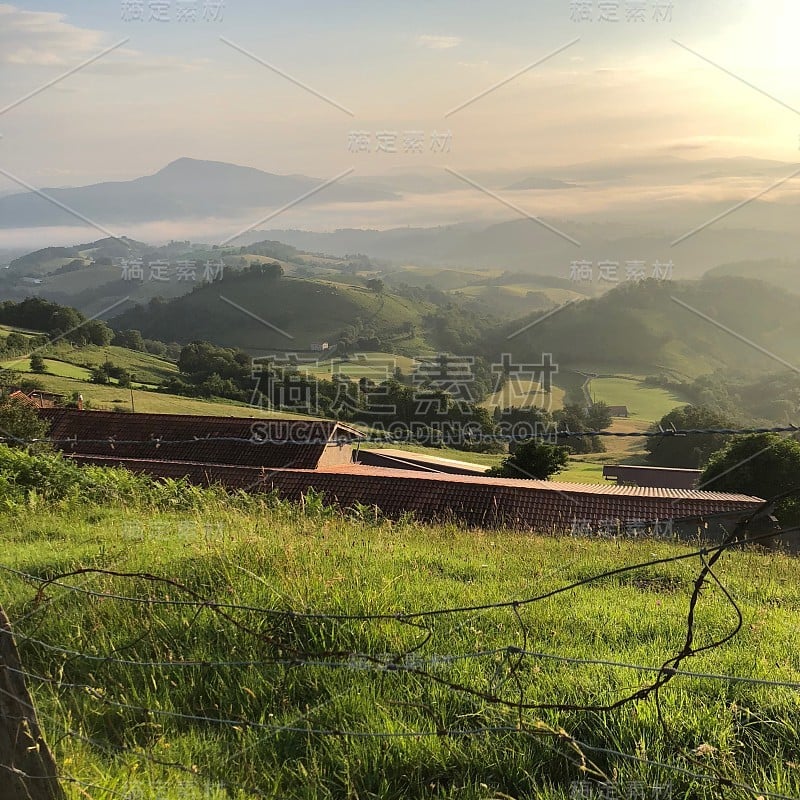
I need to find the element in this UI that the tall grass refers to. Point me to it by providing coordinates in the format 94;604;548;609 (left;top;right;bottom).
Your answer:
0;447;798;798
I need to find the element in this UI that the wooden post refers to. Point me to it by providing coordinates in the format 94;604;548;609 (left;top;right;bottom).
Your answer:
0;606;65;800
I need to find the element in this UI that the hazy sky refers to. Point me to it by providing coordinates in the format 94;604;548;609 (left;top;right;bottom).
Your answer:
0;0;799;246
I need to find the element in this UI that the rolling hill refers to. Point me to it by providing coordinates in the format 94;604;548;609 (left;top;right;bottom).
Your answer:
491;276;800;379
252;219;800;279
704;258;800;295
110;273;438;356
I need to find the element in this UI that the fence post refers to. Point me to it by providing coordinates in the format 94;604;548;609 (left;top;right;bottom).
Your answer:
0;605;65;800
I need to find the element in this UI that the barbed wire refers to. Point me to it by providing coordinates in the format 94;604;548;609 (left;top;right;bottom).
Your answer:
564;736;800;800
3;422;800;449
0;681;262;799
5;525;795;622
2;518;798;797
11;629;800;689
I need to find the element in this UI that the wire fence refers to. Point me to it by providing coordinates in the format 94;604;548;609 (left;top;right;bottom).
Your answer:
4;422;800;448
1;524;799;799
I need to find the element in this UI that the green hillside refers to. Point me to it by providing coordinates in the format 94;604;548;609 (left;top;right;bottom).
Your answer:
3;343;178;385
0;319;310;416
6;237;145;276
112;273;438;355
495;276;800;379
5;362;312;417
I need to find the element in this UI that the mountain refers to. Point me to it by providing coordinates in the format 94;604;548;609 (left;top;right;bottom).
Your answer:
0;158;397;229
249;219;800;279
704;259;800;295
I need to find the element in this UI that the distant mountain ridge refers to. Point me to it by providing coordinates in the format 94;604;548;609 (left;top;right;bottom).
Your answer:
0;158;396;229
248;220;800;278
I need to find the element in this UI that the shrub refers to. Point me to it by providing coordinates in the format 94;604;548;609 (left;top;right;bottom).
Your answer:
487;440;569;480
0;395;51;451
30;354;47;373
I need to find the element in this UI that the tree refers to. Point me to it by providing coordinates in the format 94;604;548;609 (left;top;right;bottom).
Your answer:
90;366;110;385
5;332;27;352
29;354;46;374
82;320;114;347
113;329;146;351
700;433;800;526
0;395;50;451
586;401;613;431
0;369;23;392
646;405;736;468
251;261;283;279
553;404;606;454
487;440;569;480
143;339;167;357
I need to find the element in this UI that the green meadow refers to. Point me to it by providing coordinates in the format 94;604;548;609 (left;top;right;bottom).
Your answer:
0;448;798;799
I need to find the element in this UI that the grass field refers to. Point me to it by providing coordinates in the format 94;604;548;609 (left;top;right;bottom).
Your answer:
1;357;92;380
302;352;419;382
0;323;40;338
1;340;179;386
5;371;313;417
55;343;179;384
588;377;687;423
481;379;566;413
1;487;798;800
557;459;605;483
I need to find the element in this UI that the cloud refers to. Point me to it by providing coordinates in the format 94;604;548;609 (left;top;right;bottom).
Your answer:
416;34;462;50
0;5;208;75
0;4;108;66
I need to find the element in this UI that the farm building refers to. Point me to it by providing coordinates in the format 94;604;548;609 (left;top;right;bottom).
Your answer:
603;464;702;489
604;405;629;418
8;388;65;409
37;409;362;470
64;454;762;534
36;408;764;537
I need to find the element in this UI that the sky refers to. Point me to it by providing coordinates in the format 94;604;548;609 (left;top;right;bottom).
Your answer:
0;0;799;242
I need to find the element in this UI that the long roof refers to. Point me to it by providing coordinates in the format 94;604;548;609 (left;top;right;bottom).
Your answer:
356;448;489;475
65;456;762;530
38;408;361;470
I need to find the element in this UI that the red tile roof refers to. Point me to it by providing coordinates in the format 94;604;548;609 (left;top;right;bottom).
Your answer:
8;390;39;409
65;455;762;531
38;409;361;470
